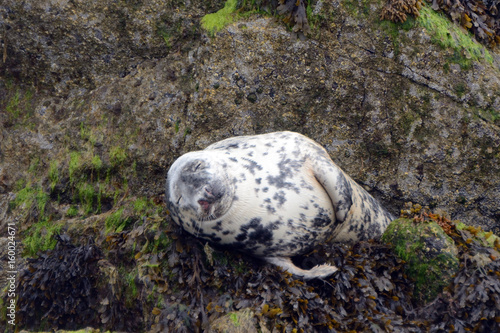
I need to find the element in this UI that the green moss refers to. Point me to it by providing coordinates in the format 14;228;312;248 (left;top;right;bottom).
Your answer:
201;0;238;35
382;218;459;303
455;222;500;247
77;182;100;215
417;7;493;69
11;183;49;216
91;155;103;171
229;312;240;326
157;26;172;48
134;197;150;215
474;107;500;124
343;0;372;17
6;90;21;118
5;88;34;127
28;157;40;175
105;207;132;234
49;160;60;191
454;82;467;97
110;146;127;167
69;151;82;184
123;269;139;307
379;17;416;56
23;218;63;257
67;205;79;217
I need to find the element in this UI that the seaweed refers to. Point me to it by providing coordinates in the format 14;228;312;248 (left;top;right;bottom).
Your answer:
16;234;143;331
429;0;500;46
14;208;500;332
381;0;500;47
151;214;500;332
237;0;311;38
151;225;425;332
416;236;500;332
17;234;103;330
277;0;312;39
381;0;424;22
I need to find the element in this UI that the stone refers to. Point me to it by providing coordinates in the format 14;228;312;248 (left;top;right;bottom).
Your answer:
382;218;459;303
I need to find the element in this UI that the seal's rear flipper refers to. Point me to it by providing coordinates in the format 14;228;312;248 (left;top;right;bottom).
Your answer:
265;256;338;280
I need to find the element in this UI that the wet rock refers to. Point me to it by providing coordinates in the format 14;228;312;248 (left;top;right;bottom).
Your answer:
382;218;459;303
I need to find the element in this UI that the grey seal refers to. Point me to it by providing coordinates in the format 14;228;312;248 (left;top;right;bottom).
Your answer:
166;131;394;279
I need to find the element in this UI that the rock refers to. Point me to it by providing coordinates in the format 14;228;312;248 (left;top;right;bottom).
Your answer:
382;218;459;303
1;0;500;330
2;0;498;234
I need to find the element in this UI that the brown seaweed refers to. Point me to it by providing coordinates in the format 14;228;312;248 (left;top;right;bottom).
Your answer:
381;0;424;22
381;0;500;47
13;211;500;332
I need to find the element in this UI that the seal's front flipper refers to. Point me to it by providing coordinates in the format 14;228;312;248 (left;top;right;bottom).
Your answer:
265;256;338;280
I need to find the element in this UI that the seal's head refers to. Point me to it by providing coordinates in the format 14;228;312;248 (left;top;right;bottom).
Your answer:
166;152;235;226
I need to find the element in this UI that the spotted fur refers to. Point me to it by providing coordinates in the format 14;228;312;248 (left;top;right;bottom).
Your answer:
166;131;394;279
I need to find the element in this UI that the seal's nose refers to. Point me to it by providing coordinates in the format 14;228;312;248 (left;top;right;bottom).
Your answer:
198;199;211;213
204;184;224;201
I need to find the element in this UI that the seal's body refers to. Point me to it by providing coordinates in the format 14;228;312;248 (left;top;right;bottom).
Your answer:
166;131;394;279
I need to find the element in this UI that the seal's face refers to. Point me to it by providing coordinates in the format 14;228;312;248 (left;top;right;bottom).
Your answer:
166;152;234;224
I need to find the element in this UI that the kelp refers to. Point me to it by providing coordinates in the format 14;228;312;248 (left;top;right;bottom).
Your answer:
429;0;500;46
151;225;425;332
381;0;424;22
277;0;312;39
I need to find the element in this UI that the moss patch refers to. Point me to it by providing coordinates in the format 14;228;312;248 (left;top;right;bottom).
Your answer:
23;219;63;257
455;222;500;248
201;0;238;35
417;7;493;69
105;207;132;234
382;218;459;303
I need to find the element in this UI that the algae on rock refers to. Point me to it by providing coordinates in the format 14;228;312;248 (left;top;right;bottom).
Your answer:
382;218;459;303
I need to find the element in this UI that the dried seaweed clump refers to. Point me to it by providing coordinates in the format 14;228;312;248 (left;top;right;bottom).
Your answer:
17;235;102;330
381;0;424;22
417;227;500;331
151;225;425;332
422;260;500;331
277;0;312;39
16;234;143;332
429;0;500;46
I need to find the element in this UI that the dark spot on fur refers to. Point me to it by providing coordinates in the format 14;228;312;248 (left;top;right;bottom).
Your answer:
212;221;223;231
273;191;287;207
266;205;276;214
237;218;273;247
312;209;332;228
241;157;263;175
